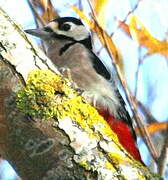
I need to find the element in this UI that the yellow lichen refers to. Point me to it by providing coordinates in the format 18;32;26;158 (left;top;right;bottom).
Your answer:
17;69;120;138
17;69;124;162
105;161;116;171
108;153;131;165
137;174;147;180
79;160;91;170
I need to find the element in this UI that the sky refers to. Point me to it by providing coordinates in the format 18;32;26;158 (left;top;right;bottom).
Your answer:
0;0;168;179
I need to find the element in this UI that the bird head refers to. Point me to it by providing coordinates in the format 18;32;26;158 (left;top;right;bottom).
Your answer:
25;17;90;42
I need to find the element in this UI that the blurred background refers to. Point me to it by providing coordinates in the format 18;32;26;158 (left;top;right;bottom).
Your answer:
0;0;168;179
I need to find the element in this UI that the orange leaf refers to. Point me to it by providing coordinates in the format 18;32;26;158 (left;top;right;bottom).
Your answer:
92;0;109;14
129;15;168;57
135;122;168;136
91;0;111;28
117;20;131;37
102;31;120;64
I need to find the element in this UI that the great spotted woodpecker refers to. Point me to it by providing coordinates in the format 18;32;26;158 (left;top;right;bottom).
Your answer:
25;17;143;163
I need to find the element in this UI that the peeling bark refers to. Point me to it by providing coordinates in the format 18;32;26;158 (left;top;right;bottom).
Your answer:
0;8;162;180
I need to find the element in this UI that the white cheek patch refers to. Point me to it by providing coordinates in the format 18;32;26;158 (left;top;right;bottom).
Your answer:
48;21;58;31
47;22;89;41
71;25;89;41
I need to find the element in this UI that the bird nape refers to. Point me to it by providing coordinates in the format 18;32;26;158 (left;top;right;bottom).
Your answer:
25;16;144;164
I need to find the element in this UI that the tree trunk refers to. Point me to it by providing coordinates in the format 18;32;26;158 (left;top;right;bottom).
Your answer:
0;8;161;180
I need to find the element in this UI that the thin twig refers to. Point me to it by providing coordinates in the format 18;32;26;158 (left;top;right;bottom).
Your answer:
135;121;168;136
134;47;142;97
158;125;168;176
27;0;46;53
96;0;142;57
27;0;46;26
111;0;142;37
78;0;83;10
137;101;157;123
87;0;159;162
97;46;104;55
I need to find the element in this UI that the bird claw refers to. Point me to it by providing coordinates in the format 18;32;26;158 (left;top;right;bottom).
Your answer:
75;88;84;95
81;91;95;105
59;67;79;89
59;67;72;80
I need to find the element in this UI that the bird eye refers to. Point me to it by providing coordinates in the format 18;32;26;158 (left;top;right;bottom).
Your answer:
60;23;71;31
44;27;53;32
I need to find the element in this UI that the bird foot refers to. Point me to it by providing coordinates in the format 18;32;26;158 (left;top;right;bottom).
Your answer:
59;67;72;80
59;67;79;89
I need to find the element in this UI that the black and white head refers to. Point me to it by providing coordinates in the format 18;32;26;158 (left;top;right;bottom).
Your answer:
25;17;91;44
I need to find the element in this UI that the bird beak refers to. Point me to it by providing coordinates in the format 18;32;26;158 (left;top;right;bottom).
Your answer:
25;28;50;39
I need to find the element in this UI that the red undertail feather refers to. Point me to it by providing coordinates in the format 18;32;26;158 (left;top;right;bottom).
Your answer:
99;110;143;164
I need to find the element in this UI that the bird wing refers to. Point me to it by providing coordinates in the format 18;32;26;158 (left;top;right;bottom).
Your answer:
90;50;137;140
89;51;111;80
